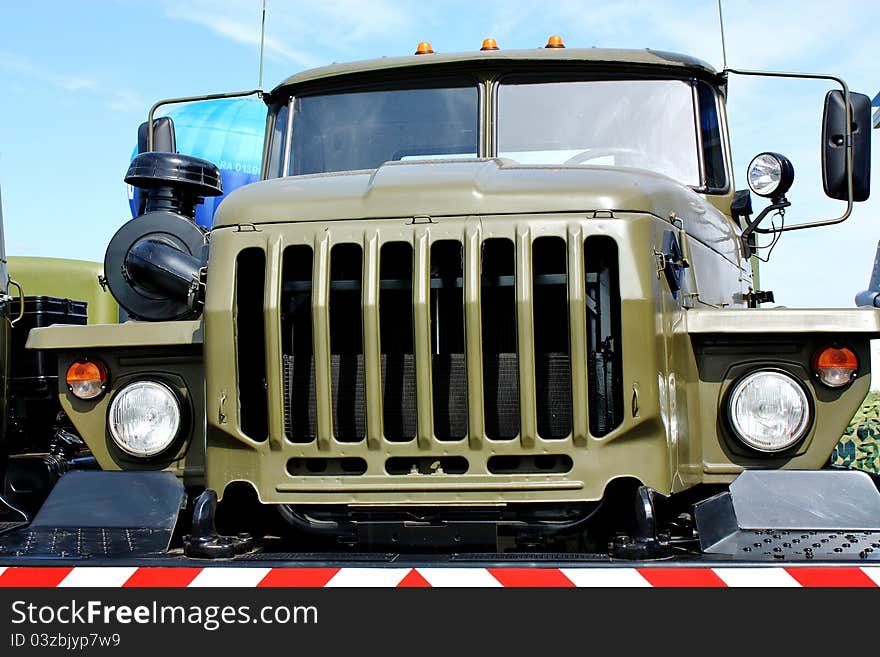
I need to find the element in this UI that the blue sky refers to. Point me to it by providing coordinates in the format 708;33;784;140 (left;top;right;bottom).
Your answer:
1;1;879;373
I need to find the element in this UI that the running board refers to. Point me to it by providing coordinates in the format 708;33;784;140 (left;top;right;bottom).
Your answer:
0;471;185;558
695;470;880;559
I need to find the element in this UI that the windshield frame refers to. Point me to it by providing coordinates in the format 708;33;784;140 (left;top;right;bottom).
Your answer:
265;68;730;195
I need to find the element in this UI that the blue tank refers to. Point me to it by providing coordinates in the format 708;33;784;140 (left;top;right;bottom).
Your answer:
129;98;266;228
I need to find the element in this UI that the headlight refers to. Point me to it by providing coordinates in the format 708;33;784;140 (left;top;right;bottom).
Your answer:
747;152;794;198
727;370;811;453
108;380;182;457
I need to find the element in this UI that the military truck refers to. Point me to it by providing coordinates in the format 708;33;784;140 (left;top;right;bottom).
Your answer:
5;40;880;560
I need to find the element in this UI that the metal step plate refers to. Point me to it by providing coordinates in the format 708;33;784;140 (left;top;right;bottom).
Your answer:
696;470;880;559
0;471;185;558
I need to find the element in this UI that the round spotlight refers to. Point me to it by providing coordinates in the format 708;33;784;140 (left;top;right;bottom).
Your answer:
727;370;811;453
108;380;182;458
747;152;794;198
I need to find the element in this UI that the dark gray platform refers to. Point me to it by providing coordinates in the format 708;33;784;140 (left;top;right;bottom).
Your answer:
695;470;880;559
0;470;185;558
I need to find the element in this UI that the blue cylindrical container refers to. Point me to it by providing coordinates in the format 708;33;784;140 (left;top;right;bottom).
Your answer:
129;98;266;228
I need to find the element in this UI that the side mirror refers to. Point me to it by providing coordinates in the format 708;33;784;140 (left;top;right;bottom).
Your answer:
137;116;177;154
822;90;871;201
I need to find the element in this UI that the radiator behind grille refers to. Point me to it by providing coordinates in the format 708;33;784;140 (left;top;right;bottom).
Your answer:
282;352;573;442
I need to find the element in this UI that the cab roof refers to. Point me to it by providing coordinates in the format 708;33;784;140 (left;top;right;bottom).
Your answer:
268;47;719;98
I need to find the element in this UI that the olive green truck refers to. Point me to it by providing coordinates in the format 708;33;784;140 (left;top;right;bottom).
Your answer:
2;41;880;561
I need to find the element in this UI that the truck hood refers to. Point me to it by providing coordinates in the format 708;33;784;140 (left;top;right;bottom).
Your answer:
213;158;731;238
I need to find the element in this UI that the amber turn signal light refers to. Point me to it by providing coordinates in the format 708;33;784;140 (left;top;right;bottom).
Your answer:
481;38;499;51
415;41;434;55
66;359;109;400
812;346;858;388
545;35;565;48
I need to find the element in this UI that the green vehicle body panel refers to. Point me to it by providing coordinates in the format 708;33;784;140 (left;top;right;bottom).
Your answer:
24;48;880;507
215;160;741;264
27;321;205;486
7;256;118;325
27;319;201;350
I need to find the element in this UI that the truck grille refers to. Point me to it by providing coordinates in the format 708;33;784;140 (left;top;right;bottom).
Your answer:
272;229;623;452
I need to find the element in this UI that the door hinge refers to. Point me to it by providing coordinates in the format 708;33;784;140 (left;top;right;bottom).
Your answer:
738;289;775;308
654;230;690;297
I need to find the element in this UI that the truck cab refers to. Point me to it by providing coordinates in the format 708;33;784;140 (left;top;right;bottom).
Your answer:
20;44;880;557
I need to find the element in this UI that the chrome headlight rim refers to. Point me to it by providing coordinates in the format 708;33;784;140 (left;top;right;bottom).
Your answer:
725;368;814;454
107;378;186;459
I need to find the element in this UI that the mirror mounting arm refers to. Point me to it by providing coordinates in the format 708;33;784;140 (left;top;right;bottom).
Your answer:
740;197;791;257
724;68;856;232
146;89;263;152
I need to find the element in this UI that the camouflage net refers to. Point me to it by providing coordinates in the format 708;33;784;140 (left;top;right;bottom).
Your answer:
831;392;880;474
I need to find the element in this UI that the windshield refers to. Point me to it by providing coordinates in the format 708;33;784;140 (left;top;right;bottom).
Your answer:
285;83;478;176
271;76;726;190
498;79;701;186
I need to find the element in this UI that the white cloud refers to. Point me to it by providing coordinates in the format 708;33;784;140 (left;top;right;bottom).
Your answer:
0;50;97;93
161;0;413;67
109;89;146;112
164;5;325;69
59;76;98;93
0;50;141;113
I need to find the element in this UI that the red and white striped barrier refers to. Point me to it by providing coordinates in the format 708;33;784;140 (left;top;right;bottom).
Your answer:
0;565;879;587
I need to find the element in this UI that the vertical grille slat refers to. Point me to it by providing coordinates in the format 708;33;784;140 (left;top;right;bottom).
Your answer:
515;228;537;447
362;234;383;448
566;228;589;446
464;226;484;447
264;236;285;448
413;231;434;448
312;236;333;451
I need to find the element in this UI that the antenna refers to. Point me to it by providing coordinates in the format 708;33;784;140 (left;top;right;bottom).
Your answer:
717;0;728;70
258;0;267;92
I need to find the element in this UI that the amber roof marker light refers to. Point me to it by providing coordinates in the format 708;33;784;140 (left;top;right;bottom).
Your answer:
415;41;434;55
545;35;566;48
481;38;499;51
